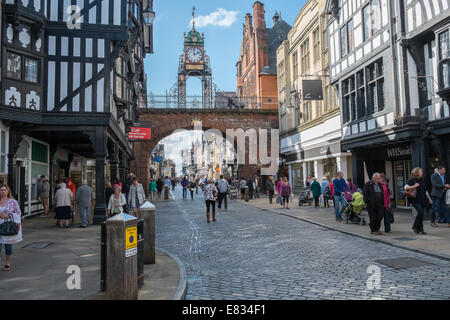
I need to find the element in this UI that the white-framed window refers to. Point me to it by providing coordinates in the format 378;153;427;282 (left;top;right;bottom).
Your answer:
363;0;382;42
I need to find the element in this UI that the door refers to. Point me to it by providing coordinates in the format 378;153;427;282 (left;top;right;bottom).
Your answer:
393;160;411;208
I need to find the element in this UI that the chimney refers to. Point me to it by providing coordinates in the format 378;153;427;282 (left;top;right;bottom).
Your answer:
253;1;266;30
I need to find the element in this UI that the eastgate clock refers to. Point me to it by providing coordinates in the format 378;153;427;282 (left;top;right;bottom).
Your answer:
186;47;203;63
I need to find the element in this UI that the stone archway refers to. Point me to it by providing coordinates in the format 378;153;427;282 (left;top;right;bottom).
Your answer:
131;108;279;195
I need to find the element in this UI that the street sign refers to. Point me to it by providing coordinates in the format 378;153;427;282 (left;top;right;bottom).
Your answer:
302;80;323;100
125;226;138;258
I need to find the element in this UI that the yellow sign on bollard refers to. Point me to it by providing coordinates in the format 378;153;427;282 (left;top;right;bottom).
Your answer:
125;227;138;257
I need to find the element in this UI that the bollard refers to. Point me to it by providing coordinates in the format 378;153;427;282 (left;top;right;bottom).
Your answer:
139;201;156;264
137;218;145;288
105;213;138;300
100;222;107;292
164;186;169;200
245;186;249;202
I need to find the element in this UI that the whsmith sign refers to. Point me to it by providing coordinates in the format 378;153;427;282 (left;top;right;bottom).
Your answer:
386;146;411;158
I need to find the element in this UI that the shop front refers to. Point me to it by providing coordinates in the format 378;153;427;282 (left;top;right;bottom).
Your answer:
14;136;49;217
0;121;9;185
285;141;352;194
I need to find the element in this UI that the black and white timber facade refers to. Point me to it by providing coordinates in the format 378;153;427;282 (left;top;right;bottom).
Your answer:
325;0;449;208
0;0;154;221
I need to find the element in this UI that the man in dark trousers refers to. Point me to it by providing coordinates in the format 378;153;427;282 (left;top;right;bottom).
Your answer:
265;176;275;204
247;176;254;200
363;173;385;235
430;165;450;227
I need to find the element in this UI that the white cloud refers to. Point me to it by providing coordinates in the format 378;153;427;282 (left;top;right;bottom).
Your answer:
190;8;239;28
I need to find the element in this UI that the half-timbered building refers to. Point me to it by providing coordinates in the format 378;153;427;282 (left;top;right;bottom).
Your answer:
0;0;154;222
325;0;449;209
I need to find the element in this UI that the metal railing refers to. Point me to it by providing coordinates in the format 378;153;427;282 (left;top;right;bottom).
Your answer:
139;94;278;109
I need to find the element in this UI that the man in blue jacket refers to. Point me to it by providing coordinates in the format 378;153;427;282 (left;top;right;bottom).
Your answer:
333;171;349;221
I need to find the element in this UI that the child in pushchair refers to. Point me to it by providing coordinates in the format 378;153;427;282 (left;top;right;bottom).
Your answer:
343;192;367;225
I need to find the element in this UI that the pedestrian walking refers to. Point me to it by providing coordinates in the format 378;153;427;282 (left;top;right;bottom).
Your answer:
189;180;196;200
380;173;393;233
333;172;349;221
321;177;330;208
181;176;190;200
247;177;254;200
430;165;450;227
128;177;146;217
310;178;321;208
280;177;292;209
363;173;386;235
217;175;229;210
66;178;76;199
240;177;247;199
0;185;23;271
75;180;92;228
266;176;275;204
156;177;164;197
107;185;127;218
204;179;218;223
39;175;50;215
405;167;433;235
54;182;74;228
149;179;157;201
254;175;260;198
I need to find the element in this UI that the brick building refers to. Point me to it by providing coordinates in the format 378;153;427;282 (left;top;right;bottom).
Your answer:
236;2;291;109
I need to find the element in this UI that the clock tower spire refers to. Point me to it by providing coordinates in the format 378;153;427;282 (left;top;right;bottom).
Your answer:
177;7;213;108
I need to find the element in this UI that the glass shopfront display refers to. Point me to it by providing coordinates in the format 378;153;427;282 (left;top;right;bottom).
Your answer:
393;160;411;208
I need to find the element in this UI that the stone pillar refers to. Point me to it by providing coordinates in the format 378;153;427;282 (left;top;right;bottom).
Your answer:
317;160;325;180
313;160;319;178
139;201;155;264
337;156;349;178
244;186;249;202
164;185;169;200
105;213;138;300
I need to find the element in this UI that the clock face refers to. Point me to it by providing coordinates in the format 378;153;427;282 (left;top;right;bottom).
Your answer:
186;47;203;63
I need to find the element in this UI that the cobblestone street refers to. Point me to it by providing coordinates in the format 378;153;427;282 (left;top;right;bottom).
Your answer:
154;187;450;300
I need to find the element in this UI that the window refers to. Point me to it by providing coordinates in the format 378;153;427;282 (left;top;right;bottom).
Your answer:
0;130;6;174
341;59;384;124
363;0;382;41
132;0;141;19
303;101;312;123
115;57;127;99
438;30;450;90
300;39;310;74
340;20;354;57
25;58;39;83
313;28;320;62
292;50;298;80
6;52;21;80
6;52;39;83
278;61;285;90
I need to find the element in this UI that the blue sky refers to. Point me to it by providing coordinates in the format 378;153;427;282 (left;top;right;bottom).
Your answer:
145;0;307;95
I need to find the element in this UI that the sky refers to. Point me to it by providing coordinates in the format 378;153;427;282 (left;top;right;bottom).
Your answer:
145;0;307;95
145;0;308;173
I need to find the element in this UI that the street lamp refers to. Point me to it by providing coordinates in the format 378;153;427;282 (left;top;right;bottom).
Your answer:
143;2;155;26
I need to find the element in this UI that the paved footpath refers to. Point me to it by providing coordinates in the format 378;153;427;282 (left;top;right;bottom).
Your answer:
154;186;450;300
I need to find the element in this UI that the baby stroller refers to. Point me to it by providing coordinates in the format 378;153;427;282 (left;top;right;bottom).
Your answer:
298;187;313;206
344;192;367;225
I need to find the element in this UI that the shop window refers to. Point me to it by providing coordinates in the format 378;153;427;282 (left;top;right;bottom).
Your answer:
32;141;48;163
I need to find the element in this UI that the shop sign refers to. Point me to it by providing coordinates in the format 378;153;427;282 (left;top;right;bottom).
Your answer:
128;127;151;141
387;146;411;158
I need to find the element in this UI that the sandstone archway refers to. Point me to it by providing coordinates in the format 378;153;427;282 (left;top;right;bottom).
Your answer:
131;108;279;195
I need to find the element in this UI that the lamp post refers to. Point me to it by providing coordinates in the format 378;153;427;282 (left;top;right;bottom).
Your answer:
142;1;155;26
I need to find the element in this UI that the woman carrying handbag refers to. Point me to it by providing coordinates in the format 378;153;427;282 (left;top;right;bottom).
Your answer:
0;185;23;271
